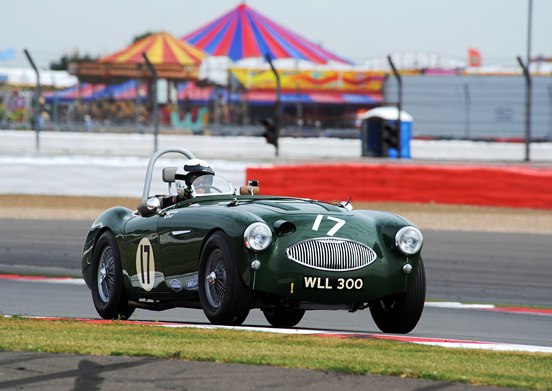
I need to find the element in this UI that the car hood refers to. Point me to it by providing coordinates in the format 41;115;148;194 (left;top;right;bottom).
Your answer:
237;198;342;215
231;197;410;244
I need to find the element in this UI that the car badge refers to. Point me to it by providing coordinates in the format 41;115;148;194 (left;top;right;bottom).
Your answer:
169;279;183;292
186;278;198;290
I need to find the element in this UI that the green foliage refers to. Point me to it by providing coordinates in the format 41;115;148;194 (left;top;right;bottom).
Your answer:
0;317;550;390
48;31;155;70
49;51;96;71
132;31;156;43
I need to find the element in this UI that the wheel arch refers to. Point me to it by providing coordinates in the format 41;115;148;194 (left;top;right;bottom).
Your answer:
82;207;132;289
198;227;253;290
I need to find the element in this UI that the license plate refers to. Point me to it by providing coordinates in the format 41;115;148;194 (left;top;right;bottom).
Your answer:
303;276;363;290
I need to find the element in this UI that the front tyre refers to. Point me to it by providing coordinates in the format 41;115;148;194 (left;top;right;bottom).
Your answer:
91;231;135;320
199;232;253;326
263;308;305;328
370;258;426;334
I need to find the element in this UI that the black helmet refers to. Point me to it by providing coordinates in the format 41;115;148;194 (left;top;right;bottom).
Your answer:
175;159;215;196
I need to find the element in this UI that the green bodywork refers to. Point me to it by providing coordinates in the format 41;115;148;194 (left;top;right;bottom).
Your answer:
82;194;422;308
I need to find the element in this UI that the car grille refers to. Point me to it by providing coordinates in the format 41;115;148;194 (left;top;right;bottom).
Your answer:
286;238;377;271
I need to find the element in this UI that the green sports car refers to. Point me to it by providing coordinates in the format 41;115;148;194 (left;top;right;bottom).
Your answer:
82;147;425;333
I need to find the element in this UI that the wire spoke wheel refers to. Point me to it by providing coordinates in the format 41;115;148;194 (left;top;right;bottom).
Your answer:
199;232;253;325
91;231;135;320
97;246;116;303
204;250;228;309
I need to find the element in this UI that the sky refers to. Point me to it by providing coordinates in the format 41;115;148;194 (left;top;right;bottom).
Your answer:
1;0;551;70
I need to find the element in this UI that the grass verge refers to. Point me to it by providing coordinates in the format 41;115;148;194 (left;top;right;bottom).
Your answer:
0;317;550;390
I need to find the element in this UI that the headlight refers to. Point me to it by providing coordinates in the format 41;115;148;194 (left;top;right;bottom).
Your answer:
395;226;423;255
244;222;272;251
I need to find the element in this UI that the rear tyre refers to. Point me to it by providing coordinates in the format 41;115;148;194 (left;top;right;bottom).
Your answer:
91;231;135;320
370;258;426;334
263;308;305;328
199;232;253;325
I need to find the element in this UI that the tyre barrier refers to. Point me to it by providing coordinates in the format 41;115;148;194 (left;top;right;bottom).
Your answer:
246;163;552;209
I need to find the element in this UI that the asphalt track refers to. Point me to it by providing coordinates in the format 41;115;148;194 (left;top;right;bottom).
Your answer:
0;351;514;391
1;218;551;390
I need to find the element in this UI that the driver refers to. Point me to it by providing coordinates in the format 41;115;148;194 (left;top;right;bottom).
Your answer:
162;159;215;207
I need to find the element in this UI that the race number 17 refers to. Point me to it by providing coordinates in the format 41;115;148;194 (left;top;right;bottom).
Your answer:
312;215;346;236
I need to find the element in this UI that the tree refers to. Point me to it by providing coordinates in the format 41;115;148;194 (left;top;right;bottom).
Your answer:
50;52;96;71
49;31;155;71
132;31;155;43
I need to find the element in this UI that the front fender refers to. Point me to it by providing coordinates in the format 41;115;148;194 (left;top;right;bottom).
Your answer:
81;206;134;289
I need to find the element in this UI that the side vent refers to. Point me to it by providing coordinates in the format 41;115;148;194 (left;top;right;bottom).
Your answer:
273;220;296;236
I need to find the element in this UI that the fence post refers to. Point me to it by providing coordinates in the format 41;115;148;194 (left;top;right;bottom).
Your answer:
264;54;280;157
463;84;471;139
24;49;41;151
142;53;159;152
517;56;531;162
387;55;402;158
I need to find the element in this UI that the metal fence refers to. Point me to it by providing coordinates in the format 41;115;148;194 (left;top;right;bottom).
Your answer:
384;75;552;140
3;74;552;141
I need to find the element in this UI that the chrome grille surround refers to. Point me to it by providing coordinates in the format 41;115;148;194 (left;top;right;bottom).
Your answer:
286;237;377;271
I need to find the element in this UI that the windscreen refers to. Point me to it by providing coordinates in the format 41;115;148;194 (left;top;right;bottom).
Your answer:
192;174;233;196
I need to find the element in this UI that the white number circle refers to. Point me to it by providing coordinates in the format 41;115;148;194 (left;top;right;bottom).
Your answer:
135;238;155;291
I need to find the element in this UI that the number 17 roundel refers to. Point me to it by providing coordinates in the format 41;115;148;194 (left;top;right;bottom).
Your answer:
136;238;155;291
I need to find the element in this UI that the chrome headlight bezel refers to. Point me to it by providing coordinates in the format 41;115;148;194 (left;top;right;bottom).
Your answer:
244;222;273;251
395;226;423;255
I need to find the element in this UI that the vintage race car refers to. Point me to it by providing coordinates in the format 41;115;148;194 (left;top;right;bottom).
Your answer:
82;147;425;333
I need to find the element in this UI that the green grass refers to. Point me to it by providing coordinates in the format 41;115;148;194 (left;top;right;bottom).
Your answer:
1;317;551;389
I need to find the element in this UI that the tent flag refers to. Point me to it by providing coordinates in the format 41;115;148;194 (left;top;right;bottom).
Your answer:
182;3;351;64
467;48;482;67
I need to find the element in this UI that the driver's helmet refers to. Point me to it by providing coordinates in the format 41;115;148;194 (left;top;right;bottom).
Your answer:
175;159;215;198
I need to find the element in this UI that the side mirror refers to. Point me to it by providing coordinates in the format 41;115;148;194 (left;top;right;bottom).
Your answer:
162;167;177;183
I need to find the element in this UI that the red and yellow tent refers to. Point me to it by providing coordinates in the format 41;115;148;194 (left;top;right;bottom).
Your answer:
71;32;206;83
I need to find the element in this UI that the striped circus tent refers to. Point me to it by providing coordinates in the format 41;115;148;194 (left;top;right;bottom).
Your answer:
71;32;206;83
101;32;205;66
182;3;351;64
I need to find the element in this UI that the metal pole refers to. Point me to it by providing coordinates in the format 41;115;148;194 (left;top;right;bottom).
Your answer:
548;85;552;141
527;0;533;67
142;53;159;152
23;49;41;151
265;54;280;157
517;56;531;162
51;74;60;132
464;84;471;139
387;55;402;158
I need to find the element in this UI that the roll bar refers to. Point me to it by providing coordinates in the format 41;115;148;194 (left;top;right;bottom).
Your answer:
141;147;195;201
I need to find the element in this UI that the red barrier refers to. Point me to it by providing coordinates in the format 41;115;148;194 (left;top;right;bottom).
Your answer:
246;163;552;209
